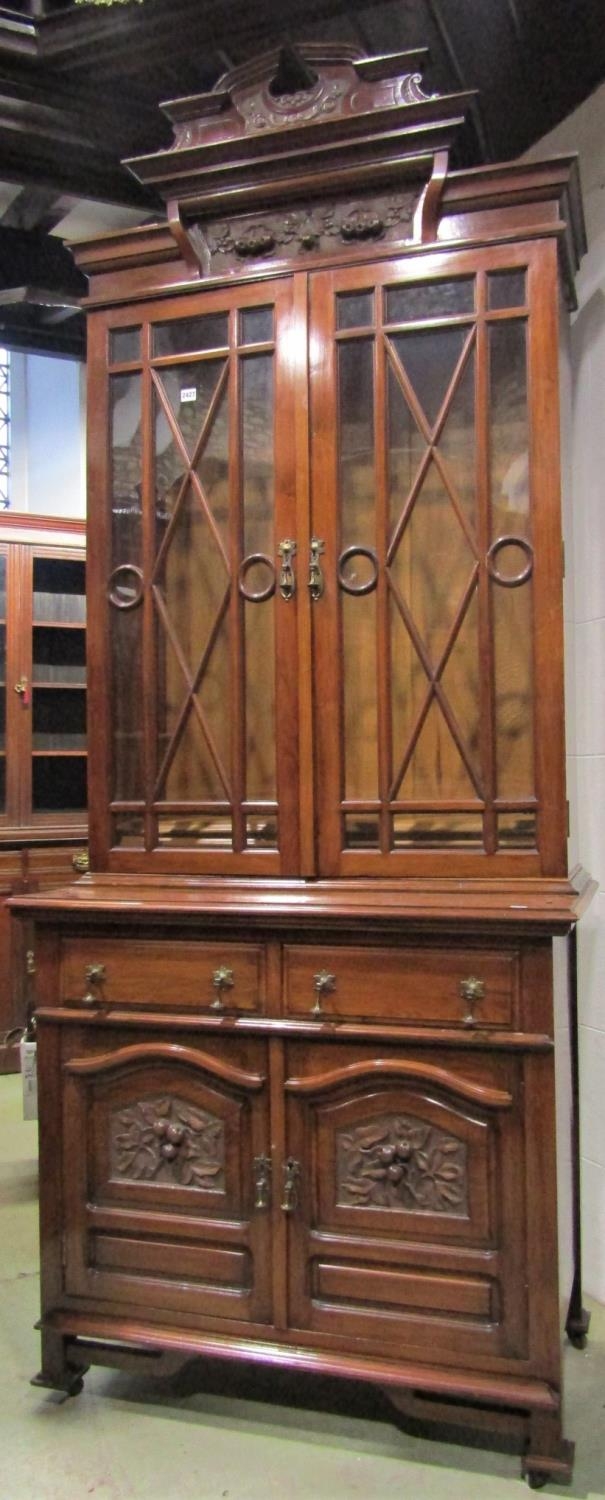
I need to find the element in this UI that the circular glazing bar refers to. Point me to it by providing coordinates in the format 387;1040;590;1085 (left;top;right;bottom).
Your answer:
487;535;534;588
108;564;144;610
337;546;379;596
238;553;276;604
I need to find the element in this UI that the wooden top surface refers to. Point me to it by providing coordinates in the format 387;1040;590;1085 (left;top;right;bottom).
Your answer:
9;866;596;934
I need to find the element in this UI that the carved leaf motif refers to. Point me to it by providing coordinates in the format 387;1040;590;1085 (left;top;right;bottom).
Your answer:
110;1094;226;1191
337;1112;468;1216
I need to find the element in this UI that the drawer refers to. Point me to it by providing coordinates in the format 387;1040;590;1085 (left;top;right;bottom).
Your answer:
59;938;265;1015
283;945;515;1028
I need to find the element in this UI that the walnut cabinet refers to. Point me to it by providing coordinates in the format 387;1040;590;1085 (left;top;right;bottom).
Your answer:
10;43;594;1488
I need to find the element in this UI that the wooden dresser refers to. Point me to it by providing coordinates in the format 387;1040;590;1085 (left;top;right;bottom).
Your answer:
11;43;594;1488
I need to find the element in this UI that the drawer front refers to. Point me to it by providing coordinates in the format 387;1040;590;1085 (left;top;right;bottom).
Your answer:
283;945;515;1028
60;938;266;1015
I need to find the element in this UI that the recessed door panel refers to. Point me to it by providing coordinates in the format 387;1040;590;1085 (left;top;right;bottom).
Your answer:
284;1042;527;1361
61;1033;273;1325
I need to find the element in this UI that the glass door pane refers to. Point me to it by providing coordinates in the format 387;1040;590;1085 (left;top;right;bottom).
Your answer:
105;282;300;872
31;554;87;817
311;253;539;876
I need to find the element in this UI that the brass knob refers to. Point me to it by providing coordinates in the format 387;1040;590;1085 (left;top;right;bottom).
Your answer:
72;850;90;875
460;976;485;1026
312;970;336;1016
281;1157;301;1213
210;966;234;1011
82;964;105;1007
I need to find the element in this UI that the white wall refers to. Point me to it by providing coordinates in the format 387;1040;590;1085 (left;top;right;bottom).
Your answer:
10;351;85;518
526;82;605;1303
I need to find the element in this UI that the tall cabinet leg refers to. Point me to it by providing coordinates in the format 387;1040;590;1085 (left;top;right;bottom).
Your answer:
565;926;591;1350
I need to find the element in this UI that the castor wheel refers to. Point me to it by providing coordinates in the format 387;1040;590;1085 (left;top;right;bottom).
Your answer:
526;1471;549;1490
66;1374;84;1397
567;1330;588;1351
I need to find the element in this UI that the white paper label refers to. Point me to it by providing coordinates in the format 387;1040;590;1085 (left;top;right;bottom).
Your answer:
180;387;197;403
20;1040;38;1120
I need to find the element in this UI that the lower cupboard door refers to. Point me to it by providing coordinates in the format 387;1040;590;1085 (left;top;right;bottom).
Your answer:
284;1043;528;1362
61;1033;273;1325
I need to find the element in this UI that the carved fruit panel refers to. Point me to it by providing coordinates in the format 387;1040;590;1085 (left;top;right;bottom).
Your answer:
200;189;419;273
110;1094;225;1191
337;1113;468;1215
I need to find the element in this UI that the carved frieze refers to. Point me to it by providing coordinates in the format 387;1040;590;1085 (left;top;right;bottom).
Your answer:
337;1113;468;1215
110;1095;225;1190
200;188;419;274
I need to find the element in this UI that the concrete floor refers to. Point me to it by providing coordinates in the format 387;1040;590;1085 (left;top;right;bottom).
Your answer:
1;1073;604;1500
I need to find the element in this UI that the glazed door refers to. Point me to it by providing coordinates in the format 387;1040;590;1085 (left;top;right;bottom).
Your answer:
284;1040;528;1363
94;278;302;874
61;1032;273;1327
310;242;565;878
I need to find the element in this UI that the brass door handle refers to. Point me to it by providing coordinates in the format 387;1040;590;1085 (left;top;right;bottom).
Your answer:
308;537;325;600
14;676;28;701
82;964;106;1007
210;966;234;1011
312;970;336;1016
253;1154;272;1210
281;1157;301;1213
460;976;485;1026
278;539;297;600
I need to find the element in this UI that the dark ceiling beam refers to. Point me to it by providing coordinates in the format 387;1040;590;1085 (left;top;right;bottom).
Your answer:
0;8;37;57
0;77;159;204
1;183;74;230
424;0;494;161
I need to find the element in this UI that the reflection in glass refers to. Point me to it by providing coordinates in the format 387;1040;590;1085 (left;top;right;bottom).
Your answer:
489;320;533;801
246;815;278;849
111;813;144;849
157;814;232;849
240;307;273;345
493;580;534;799
111;372;143;801
339;340;377;799
488;271;526;310
110;327;141;364
437;345;476;532
389;328;467;430
398;700;476;801
337;291;373;330
153;313;228;357
156;359;227;460
386;279;475;323
489;321;529;537
392;812;483;847
343;814;380;849
243;355;276;801
497;811;536;847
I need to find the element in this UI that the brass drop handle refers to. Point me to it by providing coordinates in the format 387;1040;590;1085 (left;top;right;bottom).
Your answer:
253;1154;272;1210
312;970;336;1016
460;976;485;1027
210;966;234;1011
278;539;297;601
82;964;106;1007
14;675;29;702
308;537;325;600
281;1157;301;1213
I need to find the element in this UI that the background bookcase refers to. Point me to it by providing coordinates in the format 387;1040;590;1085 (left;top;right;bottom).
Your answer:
0;513;87;1072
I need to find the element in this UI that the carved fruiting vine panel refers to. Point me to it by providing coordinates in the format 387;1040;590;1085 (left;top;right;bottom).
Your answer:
199;189;419;273
110;1095;225;1190
336;1113;468;1215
